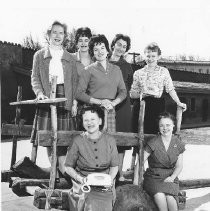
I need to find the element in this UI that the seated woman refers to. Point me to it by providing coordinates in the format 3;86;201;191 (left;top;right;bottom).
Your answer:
64;105;119;211
143;112;185;211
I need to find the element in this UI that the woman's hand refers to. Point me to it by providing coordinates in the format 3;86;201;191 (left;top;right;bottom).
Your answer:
76;175;86;184
36;93;48;100
164;176;174;183
101;99;114;111
177;102;187;112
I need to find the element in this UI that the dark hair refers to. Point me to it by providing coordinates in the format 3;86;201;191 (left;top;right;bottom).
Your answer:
157;112;176;133
75;27;92;44
144;42;161;56
111;34;131;52
88;34;110;58
46;21;68;43
80;105;105;130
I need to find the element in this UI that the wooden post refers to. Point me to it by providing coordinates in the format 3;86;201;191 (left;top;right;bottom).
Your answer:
133;100;145;186
176;106;183;133
45;76;58;210
10;86;22;169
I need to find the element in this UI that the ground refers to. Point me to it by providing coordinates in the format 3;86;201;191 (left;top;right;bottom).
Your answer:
1;127;210;211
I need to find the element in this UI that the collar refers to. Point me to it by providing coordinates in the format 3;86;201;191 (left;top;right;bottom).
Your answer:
145;65;160;72
43;46;72;62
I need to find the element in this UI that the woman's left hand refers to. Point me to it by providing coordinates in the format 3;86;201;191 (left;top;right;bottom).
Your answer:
71;104;78;117
164;176;174;183
177;102;187;112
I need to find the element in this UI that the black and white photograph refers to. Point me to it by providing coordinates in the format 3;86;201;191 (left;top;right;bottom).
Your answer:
1;0;210;210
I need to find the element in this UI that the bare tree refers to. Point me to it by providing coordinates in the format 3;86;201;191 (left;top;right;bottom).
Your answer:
22;34;42;50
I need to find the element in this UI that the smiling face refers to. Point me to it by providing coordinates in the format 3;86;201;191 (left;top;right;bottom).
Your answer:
159;117;174;137
49;24;65;47
77;36;90;52
112;39;127;57
144;50;160;67
82;111;102;135
93;43;108;62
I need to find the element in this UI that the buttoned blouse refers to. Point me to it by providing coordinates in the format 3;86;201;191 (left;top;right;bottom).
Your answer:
76;61;127;103
49;48;64;84
64;132;119;177
130;65;175;99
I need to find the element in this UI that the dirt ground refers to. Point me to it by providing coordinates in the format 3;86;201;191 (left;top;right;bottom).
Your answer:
1;127;210;211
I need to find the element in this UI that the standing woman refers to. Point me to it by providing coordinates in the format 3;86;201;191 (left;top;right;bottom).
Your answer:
71;27;93;129
130;42;186;134
71;27;93;76
109;34;133;181
76;34;127;132
30;21;78;175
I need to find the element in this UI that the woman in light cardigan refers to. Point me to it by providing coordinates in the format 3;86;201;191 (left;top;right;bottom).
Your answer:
31;21;78;175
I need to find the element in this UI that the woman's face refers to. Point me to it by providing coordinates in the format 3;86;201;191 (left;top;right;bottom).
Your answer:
77;36;90;52
49;25;65;47
112;39;127;57
144;50;159;66
93;43;108;62
83;111;102;134
159;117;174;137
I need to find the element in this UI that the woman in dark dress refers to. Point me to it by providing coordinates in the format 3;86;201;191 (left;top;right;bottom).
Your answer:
64;105;119;211
143;112;185;211
109;34;133;181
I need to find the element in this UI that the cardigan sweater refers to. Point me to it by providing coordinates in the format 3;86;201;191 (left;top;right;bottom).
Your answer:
76;61;127;103
31;47;78;110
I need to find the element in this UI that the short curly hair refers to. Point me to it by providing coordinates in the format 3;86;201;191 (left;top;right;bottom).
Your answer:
88;34;110;58
144;42;161;56
157;112;176;133
80;105;105;130
111;34;131;52
46;21;68;42
74;27;92;44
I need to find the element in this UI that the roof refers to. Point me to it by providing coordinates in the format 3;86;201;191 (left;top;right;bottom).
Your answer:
159;60;210;66
174;81;210;94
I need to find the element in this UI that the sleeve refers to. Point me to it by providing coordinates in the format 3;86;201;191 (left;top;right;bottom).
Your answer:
177;138;186;154
163;68;175;93
108;136;119;167
116;67;127;101
130;70;142;98
31;51;44;96
64;137;79;168
76;67;92;103
71;60;79;99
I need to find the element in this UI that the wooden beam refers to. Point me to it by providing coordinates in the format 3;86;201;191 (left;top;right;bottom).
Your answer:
180;179;210;189
10;177;71;189
1;124;32;136
37;130;155;147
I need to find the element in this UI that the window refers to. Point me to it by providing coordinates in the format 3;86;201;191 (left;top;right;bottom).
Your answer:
199;69;202;73
190;98;196;112
207;69;209;74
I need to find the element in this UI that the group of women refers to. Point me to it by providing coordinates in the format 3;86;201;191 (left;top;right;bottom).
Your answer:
30;20;187;211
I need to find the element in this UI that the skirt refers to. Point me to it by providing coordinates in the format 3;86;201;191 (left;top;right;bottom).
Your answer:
131;97;165;134
68;179;114;211
30;84;75;156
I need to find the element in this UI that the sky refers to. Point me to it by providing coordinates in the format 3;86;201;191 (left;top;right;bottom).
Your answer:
1;0;210;60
